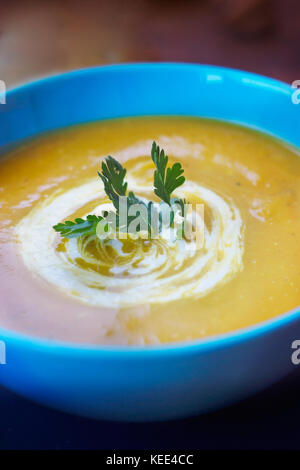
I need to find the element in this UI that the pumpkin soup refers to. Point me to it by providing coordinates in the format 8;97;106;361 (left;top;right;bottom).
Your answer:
0;116;299;345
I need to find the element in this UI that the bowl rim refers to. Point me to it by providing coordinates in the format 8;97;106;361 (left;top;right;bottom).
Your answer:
5;61;293;93
0;62;299;356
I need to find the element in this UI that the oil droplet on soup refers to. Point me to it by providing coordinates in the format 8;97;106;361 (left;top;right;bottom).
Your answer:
0;117;299;345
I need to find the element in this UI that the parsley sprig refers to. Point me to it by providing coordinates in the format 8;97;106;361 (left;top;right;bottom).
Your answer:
53;215;107;239
97;156;127;211
53;141;186;239
151;141;185;206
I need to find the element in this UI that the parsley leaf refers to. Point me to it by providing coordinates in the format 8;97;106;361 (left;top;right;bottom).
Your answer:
53;215;106;239
151;141;185;206
53;142;186;240
97;156;127;211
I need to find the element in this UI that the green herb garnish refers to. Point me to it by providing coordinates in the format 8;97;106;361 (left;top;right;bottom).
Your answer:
97;156;127;211
53;215;107;239
53;141;186;239
151;141;185;206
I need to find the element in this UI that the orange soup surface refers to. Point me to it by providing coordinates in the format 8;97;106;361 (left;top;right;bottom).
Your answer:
0;117;299;345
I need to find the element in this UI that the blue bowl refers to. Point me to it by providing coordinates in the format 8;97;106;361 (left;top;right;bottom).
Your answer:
0;63;299;421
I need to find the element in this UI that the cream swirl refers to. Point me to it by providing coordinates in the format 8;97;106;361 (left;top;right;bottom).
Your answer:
16;160;244;308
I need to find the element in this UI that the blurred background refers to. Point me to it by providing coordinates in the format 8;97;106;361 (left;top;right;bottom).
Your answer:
0;0;299;88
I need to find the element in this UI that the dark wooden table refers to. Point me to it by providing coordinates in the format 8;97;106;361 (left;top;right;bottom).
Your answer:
1;368;300;449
